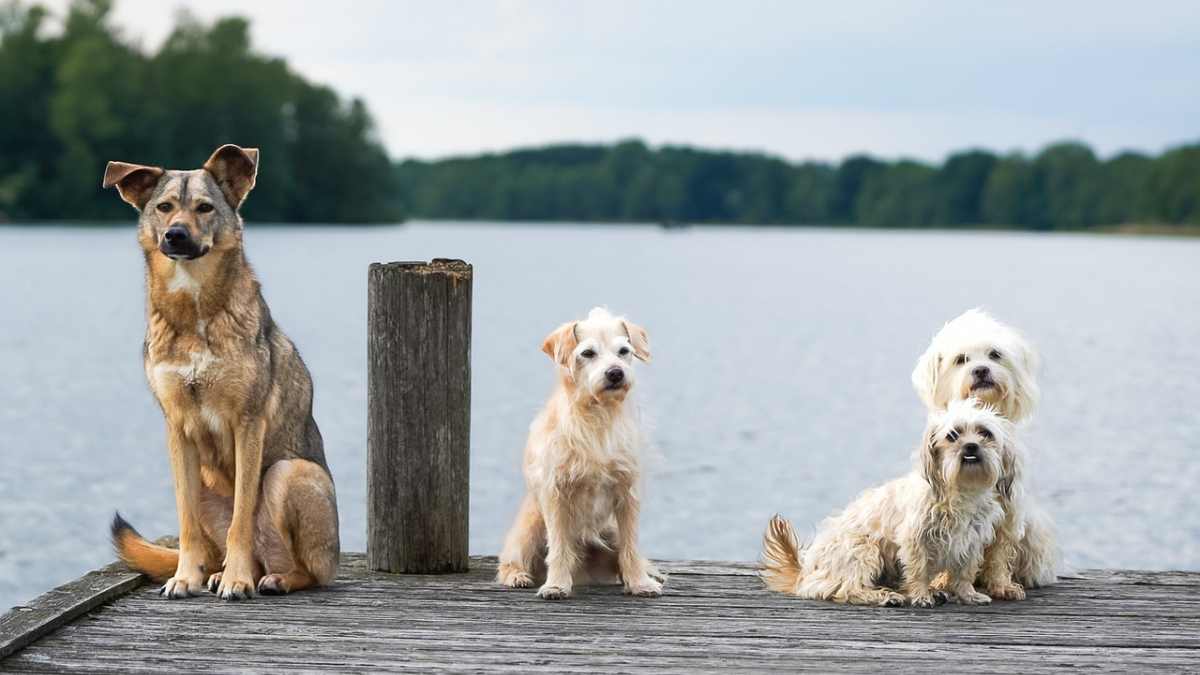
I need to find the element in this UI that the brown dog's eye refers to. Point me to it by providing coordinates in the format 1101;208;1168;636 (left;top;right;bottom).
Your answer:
156;203;173;213
197;203;215;214
988;350;1002;360
953;354;967;366
580;349;596;359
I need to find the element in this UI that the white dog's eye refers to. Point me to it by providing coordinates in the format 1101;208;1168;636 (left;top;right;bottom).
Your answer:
988;349;1002;360
580;349;596;359
978;427;994;440
946;429;960;442
618;347;631;357
953;354;967;366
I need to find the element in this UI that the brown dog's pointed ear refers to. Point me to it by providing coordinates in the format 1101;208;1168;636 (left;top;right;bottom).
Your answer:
202;144;259;207
541;321;579;367
103;162;164;211
621;320;651;363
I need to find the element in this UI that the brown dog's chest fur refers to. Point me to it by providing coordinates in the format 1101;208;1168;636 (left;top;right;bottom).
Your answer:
143;246;269;494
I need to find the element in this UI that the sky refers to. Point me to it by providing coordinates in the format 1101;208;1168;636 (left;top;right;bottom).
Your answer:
35;0;1200;163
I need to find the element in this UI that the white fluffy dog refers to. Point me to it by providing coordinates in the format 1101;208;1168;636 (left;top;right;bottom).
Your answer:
762;399;1013;607
912;309;1062;597
497;307;664;600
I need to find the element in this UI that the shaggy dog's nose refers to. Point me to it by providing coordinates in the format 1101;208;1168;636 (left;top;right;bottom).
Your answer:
972;365;990;380
962;442;980;460
605;367;625;384
164;226;191;244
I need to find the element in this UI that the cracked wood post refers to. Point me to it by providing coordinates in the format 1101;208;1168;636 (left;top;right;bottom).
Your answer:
367;259;472;573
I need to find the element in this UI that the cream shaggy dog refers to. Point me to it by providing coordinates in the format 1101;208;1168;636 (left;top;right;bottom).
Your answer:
497;307;664;600
912;309;1063;597
762;399;1012;608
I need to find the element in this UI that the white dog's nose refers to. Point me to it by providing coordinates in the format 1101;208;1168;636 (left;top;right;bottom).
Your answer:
605;367;625;384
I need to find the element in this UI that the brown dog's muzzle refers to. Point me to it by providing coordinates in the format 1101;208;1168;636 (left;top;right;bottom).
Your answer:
160;225;210;260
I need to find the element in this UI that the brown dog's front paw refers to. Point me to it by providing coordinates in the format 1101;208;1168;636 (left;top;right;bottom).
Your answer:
160;575;205;599
216;575;256;601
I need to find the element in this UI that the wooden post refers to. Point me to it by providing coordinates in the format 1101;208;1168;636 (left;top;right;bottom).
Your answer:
367;259;472;574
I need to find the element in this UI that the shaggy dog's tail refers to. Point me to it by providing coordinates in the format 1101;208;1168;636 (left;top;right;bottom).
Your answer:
111;513;179;582
760;514;805;593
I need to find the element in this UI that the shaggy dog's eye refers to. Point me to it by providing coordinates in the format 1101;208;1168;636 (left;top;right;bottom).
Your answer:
988;349;1002;360
978;427;993;440
953;354;967;366
580;349;596;359
197;203;215;214
946;429;960;443
618;347;631;357
156;202;173;213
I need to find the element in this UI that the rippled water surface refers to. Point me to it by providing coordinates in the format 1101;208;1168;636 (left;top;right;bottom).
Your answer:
1;222;1198;610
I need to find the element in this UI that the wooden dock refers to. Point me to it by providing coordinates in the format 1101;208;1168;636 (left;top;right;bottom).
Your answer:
2;555;1198;673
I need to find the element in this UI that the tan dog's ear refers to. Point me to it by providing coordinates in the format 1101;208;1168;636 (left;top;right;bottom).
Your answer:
992;416;1020;500
621;320;651;363
203;144;259;207
921;430;946;501
103;162;165;211
541;321;578;367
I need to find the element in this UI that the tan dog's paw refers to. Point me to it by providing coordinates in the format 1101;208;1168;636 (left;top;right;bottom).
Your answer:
498;566;535;588
160;575;205;599
206;572;222;594
257;574;290;596
644;561;666;584
985;583;1026;601
624;577;663;598
537;584;570;600
957;590;993;606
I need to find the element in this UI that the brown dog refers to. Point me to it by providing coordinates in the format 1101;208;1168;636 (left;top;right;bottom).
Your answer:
103;145;339;600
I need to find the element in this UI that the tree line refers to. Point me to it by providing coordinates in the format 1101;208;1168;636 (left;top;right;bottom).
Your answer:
0;0;399;223
396;139;1199;229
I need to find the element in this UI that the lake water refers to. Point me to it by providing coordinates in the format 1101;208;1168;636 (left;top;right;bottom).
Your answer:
1;221;1198;610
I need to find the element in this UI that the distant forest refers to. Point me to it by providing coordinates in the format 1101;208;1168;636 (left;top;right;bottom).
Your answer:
2;1;1197;229
0;0;399;222
396;140;1200;229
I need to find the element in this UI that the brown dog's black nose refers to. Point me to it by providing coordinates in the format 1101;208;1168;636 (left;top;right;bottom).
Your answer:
164;226;191;244
972;365;990;379
605;367;625;384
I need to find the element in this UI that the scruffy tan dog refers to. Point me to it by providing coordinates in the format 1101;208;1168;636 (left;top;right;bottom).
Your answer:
912;309;1062;598
762;399;1013;607
497;307;664;600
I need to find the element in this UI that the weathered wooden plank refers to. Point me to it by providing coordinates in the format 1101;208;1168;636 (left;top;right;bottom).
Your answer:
2;556;1197;674
0;563;142;659
366;260;472;575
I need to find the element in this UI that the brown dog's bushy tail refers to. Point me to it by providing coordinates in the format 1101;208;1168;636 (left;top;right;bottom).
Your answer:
760;514;805;594
111;513;179;582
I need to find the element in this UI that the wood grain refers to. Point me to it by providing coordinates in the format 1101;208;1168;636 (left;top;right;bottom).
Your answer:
3;555;1197;673
366;260;472;574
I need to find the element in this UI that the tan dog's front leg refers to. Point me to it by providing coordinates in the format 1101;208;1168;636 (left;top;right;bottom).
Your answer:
980;525;1026;600
613;486;662;597
538;492;578;600
212;419;265;600
900;542;942;608
163;425;208;599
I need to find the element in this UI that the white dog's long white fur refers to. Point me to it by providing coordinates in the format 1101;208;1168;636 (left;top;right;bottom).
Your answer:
911;309;1062;595
762;399;1011;607
497;307;663;600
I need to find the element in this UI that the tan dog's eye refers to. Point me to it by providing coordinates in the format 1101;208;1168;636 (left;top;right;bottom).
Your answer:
946;429;960;442
156;202;173;213
953;354;967;365
197;203;215;214
988;350;1002;360
580;349;596;359
978;427;994;440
